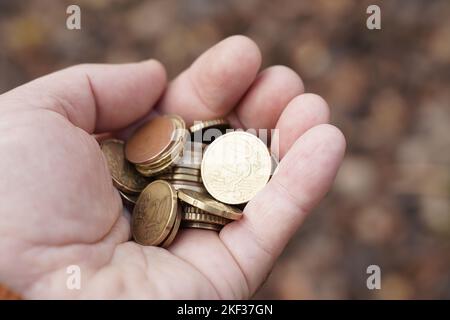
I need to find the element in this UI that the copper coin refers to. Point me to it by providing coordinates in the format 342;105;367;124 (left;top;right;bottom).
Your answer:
125;116;176;164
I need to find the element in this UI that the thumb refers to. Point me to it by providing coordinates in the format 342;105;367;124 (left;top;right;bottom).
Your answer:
0;60;167;133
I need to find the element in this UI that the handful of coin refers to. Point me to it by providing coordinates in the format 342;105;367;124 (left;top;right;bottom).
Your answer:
101;115;274;247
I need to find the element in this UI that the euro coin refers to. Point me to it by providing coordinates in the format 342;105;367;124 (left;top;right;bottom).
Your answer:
177;189;243;220
201;131;272;204
101;139;148;194
132;180;178;246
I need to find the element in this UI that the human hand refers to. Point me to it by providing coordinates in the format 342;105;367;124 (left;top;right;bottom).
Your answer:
0;36;345;299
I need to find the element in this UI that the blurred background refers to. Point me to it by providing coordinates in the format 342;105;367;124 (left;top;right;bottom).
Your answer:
0;0;449;299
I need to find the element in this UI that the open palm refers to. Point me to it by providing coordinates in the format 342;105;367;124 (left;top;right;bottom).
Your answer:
0;36;345;299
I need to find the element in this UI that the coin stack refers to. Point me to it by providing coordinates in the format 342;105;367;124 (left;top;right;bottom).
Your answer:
101;114;273;247
157;140;207;194
125;115;188;177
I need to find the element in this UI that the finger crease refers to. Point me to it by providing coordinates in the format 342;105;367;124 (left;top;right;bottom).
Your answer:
217;236;252;298
187;70;221;118
271;177;310;216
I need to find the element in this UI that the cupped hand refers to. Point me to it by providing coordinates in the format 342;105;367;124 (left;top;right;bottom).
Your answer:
0;36;345;299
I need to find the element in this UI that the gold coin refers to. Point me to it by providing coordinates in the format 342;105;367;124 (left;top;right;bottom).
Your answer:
101;139;149;194
189;119;230;133
201;131;272;204
182;210;231;226
181;221;222;232
177;189;243;220
131;180;178;246
118;190;138;205
161;209;182;248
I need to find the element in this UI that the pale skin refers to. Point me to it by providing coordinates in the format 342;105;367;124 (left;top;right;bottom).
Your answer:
0;36;345;299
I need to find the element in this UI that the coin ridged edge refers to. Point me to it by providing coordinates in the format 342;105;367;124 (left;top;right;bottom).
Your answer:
177;189;243;220
182;211;230;226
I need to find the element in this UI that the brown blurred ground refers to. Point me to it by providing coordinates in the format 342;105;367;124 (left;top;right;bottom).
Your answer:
0;0;449;299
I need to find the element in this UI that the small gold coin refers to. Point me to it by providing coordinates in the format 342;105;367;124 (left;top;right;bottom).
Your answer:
181;221;222;232
161;209;182;248
182;210;231;226
132;180;178;246
177;189;243;220
201;131;272;204
101;139;149;194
